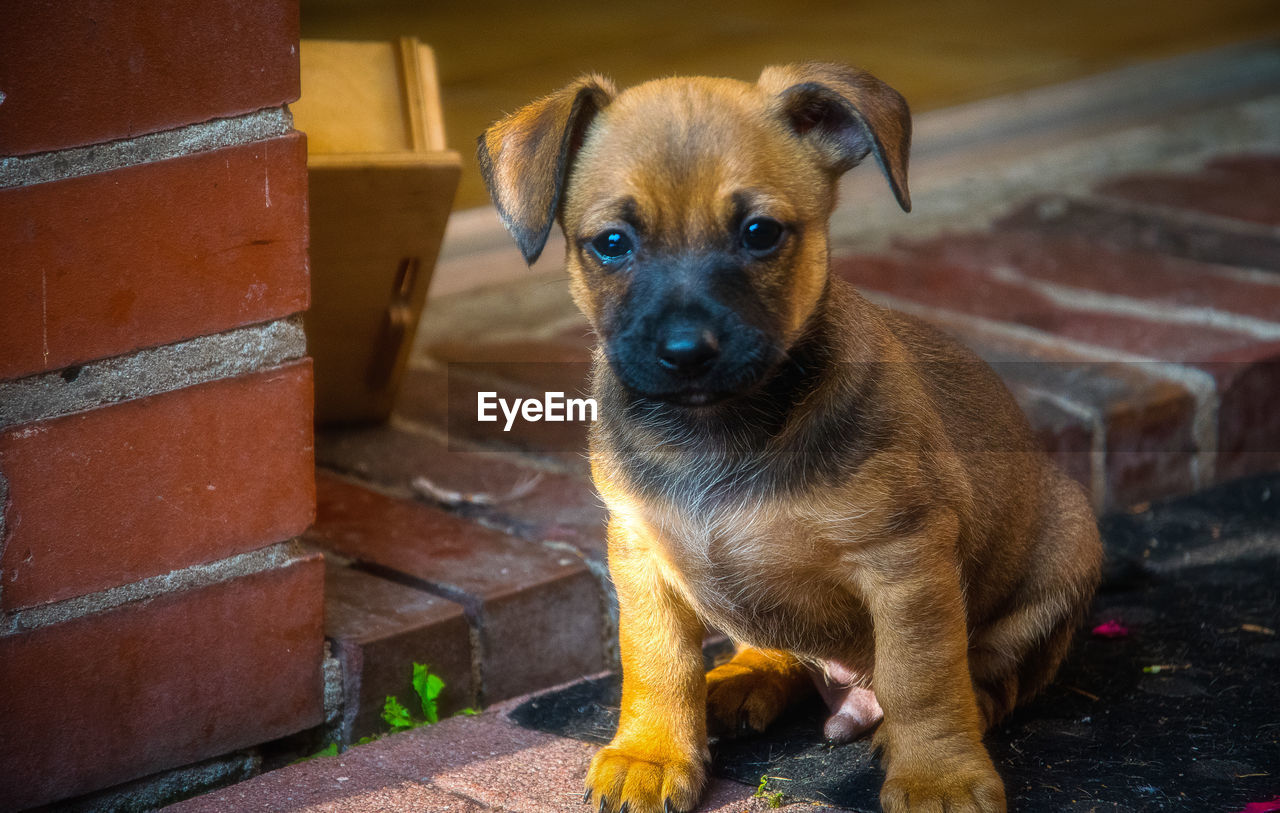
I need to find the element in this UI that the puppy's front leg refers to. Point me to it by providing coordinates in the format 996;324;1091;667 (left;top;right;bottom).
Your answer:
859;511;1006;813
586;519;708;813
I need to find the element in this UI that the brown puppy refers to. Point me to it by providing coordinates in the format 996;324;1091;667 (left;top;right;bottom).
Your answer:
478;64;1102;813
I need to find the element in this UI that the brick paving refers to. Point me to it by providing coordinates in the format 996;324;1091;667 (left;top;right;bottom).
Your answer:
168;694;836;813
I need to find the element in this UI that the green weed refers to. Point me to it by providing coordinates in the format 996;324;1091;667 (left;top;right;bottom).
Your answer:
297;662;476;760
752;774;789;808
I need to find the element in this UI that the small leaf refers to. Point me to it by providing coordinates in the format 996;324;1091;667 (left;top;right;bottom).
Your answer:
754;775;769;797
425;673;445;701
382;695;416;732
412;662;429;698
412;663;445;724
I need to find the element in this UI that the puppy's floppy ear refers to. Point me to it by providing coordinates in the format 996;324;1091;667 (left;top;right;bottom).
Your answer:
759;63;912;212
477;75;616;264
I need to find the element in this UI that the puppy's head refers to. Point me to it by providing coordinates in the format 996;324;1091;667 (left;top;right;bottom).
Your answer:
478;64;910;406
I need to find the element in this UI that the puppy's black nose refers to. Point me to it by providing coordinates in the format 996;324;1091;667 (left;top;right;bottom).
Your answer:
657;325;720;376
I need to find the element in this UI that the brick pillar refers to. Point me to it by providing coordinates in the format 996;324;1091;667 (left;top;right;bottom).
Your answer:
0;2;323;809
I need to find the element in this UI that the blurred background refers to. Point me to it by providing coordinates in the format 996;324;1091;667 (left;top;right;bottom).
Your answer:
300;0;1280;211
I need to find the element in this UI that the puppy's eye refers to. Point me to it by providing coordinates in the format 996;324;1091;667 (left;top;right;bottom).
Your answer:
741;217;785;253
589;229;634;263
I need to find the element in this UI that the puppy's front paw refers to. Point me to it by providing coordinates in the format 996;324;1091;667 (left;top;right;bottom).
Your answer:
584;743;705;813
880;759;1006;813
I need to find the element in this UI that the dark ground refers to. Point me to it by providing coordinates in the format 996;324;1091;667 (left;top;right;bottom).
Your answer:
512;472;1280;812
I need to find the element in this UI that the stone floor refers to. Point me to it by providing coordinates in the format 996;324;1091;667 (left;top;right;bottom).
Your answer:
158;44;1280;813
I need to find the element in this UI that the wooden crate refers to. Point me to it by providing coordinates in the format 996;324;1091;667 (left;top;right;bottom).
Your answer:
293;37;460;424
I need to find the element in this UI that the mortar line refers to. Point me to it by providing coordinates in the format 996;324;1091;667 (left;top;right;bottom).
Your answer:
0;315;307;430
0;472;7;607
40;269;49;366
1;541;306;636
0;107;294;189
986;264;1280;339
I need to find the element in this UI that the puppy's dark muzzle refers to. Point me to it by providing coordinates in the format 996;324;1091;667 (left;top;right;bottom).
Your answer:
657;324;721;378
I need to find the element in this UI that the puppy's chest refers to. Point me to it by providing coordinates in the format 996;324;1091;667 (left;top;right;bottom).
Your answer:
640;501;869;654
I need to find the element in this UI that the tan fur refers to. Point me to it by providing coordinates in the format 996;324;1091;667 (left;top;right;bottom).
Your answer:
479;64;1102;813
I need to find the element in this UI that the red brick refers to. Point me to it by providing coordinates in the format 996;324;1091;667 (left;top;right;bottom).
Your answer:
0;360;315;611
834;253;1260;361
0;134;309;379
956;333;1197;509
165;713;563;813
322;560;474;742
308;473;607;704
997;194;1280;271
172;769;487;813
902;229;1280;324
894;229;1280;492
1202;349;1280;484
1097;154;1280;227
843;245;1280;504
318;424;607;561
0;551;324;810
0;0;300;156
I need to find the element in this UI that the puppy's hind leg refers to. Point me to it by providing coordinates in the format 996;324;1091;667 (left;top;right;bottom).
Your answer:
968;469;1102;729
705;646;814;737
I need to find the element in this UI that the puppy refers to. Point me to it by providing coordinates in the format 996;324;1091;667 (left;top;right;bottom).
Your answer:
478;64;1102;813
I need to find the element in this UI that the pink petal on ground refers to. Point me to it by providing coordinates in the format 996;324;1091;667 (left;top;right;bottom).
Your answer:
1092;619;1130;638
1239;798;1280;813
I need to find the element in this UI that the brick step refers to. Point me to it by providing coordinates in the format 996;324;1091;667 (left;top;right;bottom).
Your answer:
836;248;1280;488
317;423;606;562
305;472;609;712
1096;153;1280;227
321;557;474;743
901;228;1280;323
